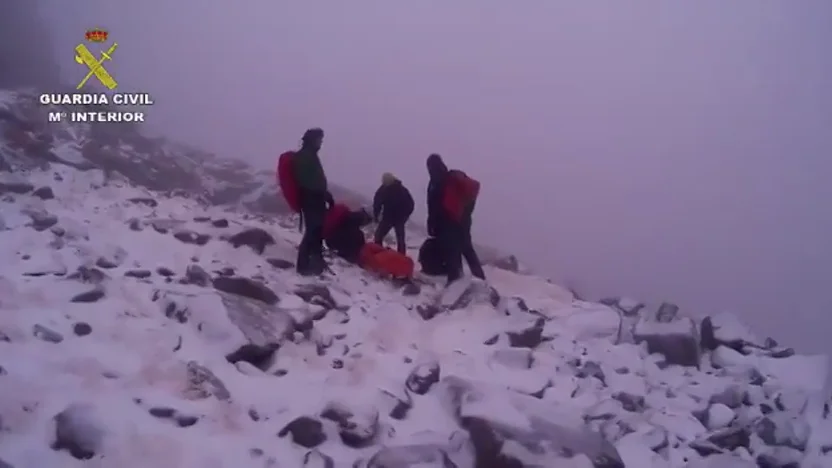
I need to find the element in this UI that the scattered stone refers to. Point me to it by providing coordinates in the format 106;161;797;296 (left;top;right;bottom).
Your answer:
29;212;59;231
193;216;211;223
173;230;211;245
266;258;294;269
33;324;63;343
612;392;646;412
227;228;275;254
73;322;92;337
320;401;380;448
278;416;327;448
156;267;175;277
705;403;736;430
294;284;337;309
225;343;279;371
211;218;229;228
70;287;106;303
127;197;158;207
710;385;746;409
416;304;441;320
127;218;143;231
67;266;107;284
175;414;198;427
213;276;278;305
184;361;230;401
124;269;152;279
633;317;700;367
52;403;105;460
302;450;334;468
148;407;176;418
405;361;440;395
506;317;545;348
33;186;55;199
184;264;210;286
0;179;34;194
654;302;680;322
153;290;190;324
402;282;421;296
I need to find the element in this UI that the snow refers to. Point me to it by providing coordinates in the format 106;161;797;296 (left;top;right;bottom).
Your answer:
1;95;831;466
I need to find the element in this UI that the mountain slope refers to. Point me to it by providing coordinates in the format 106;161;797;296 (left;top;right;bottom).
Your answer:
0;89;831;467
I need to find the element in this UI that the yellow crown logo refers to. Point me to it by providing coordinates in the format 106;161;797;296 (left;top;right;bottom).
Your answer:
85;28;109;43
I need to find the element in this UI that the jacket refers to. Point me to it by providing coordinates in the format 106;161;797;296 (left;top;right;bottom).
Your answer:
293;146;328;193
373;180;415;223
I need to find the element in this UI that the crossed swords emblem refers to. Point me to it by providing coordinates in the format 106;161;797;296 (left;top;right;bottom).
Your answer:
75;41;119;90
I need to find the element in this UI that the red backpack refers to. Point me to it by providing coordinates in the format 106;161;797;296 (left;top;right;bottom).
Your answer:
442;170;480;222
323;203;350;239
277;151;301;212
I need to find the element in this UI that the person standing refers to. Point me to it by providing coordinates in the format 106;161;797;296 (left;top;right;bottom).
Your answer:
425;153;485;284
372;172;414;254
293;128;334;275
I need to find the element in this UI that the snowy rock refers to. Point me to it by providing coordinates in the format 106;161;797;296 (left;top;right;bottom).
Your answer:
173;229;210;245
684;453;756;468
294;284;337;310
32;186;54;199
278;416;327;448
184;263;210;286
152;290;190;324
72;322;92;336
266;257;294;269
438;277;499;310
227;227;275;254
184;361;230;401
212;276;278;305
633;317;700;367
437;376;624;467
709;384;746;409
320;400;380;448
655;302;680;323
704;403;735;430
52;403;106;460
225;343;279;371
489;348;533;370
754;413;811;451
302;450;334;468
69;286;106;303
700;313;762;352
547;303;620;341
405;360;440;395
33;324;63;343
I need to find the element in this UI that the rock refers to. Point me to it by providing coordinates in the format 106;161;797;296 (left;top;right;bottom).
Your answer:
438;277;500;310
227;228;275;254
33;186;55;199
755;414;811;451
684;454;756;468
710;384;746;409
278;416;327;448
184;264;210;286
175;414;198;427
612;392;646;413
52;403;105;460
377;386;413;420
127;197;158;207
506;317;545;348
402;282;421;296
266;258;294;270
700;313;762;353
616;298;645;316
294;284;337;310
184;361;230;401
29;211;58;231
124;269;152;279
756;446;804;467
211;218;229;228
127;218;143;231
548;304;621;341
0;178;34;194
437;376;624;467
225;343;279;371
705;403;735;430
67;266;107;284
213;276;278;305
320;400;380;448
490;348;533;370
705;426;750;451
156;267;175;277
416;304;441;321
70;287;106;303
654;302;680;322
774;389;809;414
148;407;176;418
302;450;334;468
173;230;210;245
33;324;63;343
633;317;700;367
152;290;190;324
406;361;440;395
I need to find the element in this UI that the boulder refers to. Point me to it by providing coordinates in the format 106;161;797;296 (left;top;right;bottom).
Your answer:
633;317;700;367
227;228;275;254
213;276;278;305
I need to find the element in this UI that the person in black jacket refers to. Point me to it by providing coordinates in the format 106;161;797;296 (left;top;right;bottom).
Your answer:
426;153;485;284
372;173;414;254
294;128;334;276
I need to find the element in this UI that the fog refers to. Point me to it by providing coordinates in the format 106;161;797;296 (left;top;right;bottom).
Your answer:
42;2;832;354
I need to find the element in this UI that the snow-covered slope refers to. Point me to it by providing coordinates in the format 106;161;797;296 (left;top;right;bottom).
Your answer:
1;91;831;467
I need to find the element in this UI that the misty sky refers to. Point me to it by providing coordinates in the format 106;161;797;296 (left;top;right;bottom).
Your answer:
42;2;832;355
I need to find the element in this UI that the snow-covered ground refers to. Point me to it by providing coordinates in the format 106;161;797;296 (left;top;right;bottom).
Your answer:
1;161;831;467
